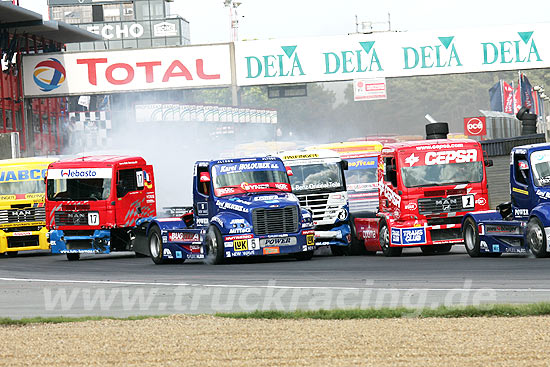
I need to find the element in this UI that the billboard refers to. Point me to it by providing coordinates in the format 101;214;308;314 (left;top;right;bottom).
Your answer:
23;44;232;97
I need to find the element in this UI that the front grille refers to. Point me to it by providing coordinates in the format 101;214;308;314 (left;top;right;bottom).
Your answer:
55;211;90;226
418;196;463;215
252;206;299;235
427;216;463;226
0;207;46;224
7;235;39;248
297;193;329;222
430;228;462;241
63;230;95;237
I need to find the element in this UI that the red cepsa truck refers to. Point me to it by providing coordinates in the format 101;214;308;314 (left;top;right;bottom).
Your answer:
46;155;156;260
354;123;491;256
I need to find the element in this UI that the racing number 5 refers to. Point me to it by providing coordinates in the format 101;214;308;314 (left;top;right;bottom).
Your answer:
462;195;474;209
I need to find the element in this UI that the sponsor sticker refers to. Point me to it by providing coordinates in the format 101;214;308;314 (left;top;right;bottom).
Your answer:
260;237;297;247
306;234;314;245
168;232;200;242
401;227;426;245
233;239;248;251
263;247;280;255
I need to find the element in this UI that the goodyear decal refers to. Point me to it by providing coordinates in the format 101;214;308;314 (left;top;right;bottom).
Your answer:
0;169;46;182
347;157;378;170
512;187;529;195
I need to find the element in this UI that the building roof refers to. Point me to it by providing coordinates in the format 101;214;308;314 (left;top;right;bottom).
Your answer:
0;2;101;44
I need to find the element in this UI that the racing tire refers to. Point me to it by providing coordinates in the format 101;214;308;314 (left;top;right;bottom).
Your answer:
330;245;349;256
149;226;166;265
435;244;452;253
349;222;367;255
6;251;18;258
526;217;549;258
295;250;314;261
420;246;436;255
425;122;449;139
66;253;80;261
379;220;402;257
205;225;225;265
463;217;481;257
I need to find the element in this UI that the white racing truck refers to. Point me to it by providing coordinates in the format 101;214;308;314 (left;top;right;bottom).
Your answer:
278;150;351;255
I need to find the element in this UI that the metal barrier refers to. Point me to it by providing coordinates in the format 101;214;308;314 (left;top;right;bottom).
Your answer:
481;134;546;157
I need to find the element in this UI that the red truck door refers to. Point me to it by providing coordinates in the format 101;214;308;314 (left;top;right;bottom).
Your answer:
114;165;153;228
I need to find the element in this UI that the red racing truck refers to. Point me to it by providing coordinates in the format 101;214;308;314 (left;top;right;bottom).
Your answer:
355;123;491;256
46;155;156;260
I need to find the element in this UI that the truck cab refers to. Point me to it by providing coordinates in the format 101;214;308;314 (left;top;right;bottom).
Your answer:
359;138;490;256
278;150;350;255
46;155;155;260
0;157;57;257
463;143;550;257
136;156;315;264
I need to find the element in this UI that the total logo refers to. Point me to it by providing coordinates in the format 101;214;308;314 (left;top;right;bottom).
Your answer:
61;169;98;178
33;58;66;92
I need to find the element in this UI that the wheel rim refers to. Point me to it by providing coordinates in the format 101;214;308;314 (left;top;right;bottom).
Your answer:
208;232;218;256
528;224;544;252
380;226;389;250
464;224;475;251
150;232;160;258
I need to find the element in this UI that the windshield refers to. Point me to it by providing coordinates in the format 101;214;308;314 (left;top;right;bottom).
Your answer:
345;156;378;192
530;149;550;187
0;180;45;195
212;160;291;196
47;178;112;201
401;161;483;188
288;162;345;193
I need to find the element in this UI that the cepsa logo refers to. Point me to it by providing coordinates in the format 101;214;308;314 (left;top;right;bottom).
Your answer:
33;58;66;92
60;169;98;178
425;149;477;165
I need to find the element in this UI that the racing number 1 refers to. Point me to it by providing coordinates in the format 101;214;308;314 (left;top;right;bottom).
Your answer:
462;195;474;209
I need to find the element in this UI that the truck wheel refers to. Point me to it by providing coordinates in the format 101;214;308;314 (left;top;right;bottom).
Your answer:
463;217;481;257
435;244;452;253
149;226;166;265
379;221;402;257
66;253;80;261
205;225;224;265
6;251;18;258
330;245;348;256
526;217;549;258
295;250;314;261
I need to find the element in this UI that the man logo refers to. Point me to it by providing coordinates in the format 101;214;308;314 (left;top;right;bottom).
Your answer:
33;58;66;92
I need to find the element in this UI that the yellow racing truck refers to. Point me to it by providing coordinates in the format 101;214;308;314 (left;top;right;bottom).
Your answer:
0;157;58;257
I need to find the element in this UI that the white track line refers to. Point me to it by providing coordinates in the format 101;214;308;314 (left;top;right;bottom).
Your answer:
1;277;550;292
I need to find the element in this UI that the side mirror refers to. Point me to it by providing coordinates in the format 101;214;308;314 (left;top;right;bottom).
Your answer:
518;160;529;170
342;160;349;170
484;159;493;167
285;166;293;176
199;172;211;182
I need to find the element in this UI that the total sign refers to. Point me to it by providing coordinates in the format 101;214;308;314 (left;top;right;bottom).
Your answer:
464;117;487;136
22;45;232;97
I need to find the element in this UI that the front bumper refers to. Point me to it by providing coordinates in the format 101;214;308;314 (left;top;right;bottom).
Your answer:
0;226;50;254
49;229;112;254
314;223;351;247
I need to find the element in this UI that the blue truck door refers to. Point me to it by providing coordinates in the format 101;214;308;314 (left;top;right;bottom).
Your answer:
193;162;212;227
511;151;533;216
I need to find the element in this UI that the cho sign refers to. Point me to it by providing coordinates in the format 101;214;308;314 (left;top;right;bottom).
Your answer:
464;117;487;136
22;44;232;97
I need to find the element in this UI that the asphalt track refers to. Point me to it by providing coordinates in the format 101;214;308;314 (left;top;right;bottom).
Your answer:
1;246;550;318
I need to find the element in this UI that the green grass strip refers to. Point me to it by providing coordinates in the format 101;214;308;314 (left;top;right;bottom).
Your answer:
216;302;550;320
0;314;167;326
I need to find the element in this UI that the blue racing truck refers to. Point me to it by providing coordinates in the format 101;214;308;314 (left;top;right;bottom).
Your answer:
462;143;550;257
133;156;315;264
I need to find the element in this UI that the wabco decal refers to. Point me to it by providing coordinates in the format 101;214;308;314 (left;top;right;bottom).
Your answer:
0;169;46;182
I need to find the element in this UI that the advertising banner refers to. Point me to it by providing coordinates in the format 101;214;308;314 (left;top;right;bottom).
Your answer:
234;23;550;86
23;44;232;97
